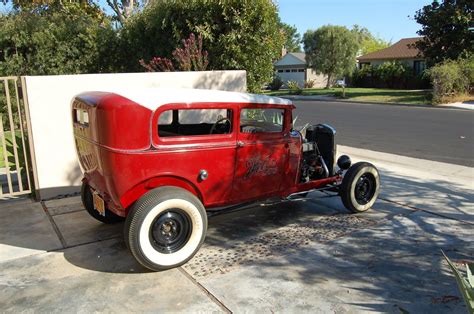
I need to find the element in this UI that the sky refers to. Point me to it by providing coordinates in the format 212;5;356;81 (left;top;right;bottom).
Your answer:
277;0;433;44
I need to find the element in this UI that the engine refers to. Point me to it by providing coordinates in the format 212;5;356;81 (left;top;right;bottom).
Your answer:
300;124;336;183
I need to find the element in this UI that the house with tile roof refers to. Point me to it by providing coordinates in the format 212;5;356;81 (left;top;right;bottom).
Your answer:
357;37;426;75
273;52;328;88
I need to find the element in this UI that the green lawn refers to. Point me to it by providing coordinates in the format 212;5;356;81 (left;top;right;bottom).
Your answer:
263;88;432;105
0;131;23;169
0;131;12;168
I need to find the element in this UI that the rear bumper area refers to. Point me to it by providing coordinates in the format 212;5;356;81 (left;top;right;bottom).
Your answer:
84;177;126;217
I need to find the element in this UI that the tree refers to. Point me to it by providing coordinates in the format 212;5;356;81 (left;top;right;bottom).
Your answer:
414;0;474;65
303;25;358;88
0;7;116;76
119;0;284;92
0;0;105;19
351;25;390;55
0;0;142;25
280;23;302;52
105;0;146;25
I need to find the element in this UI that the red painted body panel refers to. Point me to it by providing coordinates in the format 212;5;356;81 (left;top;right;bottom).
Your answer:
103;145;237;211
232;135;287;201
72;92;336;217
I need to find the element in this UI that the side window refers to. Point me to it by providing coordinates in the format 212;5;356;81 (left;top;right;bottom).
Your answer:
240;108;284;133
158;110;172;125
158;108;232;137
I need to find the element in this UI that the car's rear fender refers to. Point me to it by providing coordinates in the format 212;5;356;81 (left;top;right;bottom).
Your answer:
120;176;203;214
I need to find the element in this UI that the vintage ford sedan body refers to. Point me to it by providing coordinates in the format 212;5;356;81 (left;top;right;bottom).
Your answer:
72;88;380;271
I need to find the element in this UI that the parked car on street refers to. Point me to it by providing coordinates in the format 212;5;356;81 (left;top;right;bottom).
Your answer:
72;88;380;271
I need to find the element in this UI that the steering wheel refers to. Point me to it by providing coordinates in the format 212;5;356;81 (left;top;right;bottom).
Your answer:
210;117;231;134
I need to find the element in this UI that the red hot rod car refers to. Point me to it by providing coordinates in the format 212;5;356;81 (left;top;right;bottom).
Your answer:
72;88;380;271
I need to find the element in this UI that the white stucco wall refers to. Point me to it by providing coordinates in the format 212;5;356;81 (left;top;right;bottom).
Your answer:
23;71;246;199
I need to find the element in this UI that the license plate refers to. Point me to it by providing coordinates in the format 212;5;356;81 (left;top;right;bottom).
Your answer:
93;193;105;216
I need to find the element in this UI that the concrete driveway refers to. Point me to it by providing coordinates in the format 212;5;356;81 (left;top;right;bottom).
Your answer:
1;146;473;313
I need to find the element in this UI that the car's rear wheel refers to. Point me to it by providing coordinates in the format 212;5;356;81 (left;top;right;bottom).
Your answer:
124;186;207;271
340;162;380;213
81;182;124;224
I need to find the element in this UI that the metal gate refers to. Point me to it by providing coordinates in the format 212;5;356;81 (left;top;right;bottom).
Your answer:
0;77;34;198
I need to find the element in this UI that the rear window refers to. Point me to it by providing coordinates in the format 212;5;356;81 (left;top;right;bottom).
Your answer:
73;108;89;127
158;108;232;137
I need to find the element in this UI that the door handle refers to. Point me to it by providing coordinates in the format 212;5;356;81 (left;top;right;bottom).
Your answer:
237;141;245;148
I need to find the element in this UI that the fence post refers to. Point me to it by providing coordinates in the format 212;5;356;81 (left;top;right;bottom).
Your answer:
20;76;40;200
0;115;14;194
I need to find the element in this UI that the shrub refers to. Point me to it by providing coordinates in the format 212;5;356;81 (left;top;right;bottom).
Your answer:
287;80;302;95
304;79;315;88
351;65;375;87
139;33;209;72
428;58;470;103
351;61;429;89
376;61;411;85
268;76;283;91
139;57;175;72
459;56;474;94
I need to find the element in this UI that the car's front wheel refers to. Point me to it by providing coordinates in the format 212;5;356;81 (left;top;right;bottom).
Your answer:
340;162;380;213
125;186;207;271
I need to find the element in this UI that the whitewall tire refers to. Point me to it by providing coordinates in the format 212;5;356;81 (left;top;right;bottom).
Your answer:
125;186;207;271
340;162;380;213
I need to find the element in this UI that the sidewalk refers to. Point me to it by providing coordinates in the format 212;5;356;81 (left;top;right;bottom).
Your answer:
1;147;473;312
439;100;474;110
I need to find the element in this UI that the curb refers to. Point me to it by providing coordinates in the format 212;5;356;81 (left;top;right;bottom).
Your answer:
279;95;472;111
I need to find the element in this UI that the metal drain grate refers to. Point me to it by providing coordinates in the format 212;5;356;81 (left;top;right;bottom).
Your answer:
184;215;375;278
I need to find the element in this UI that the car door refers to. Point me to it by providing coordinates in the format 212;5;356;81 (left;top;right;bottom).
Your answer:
231;106;289;202
151;103;237;207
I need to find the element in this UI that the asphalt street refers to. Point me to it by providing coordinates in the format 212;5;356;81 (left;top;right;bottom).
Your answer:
293;100;474;167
